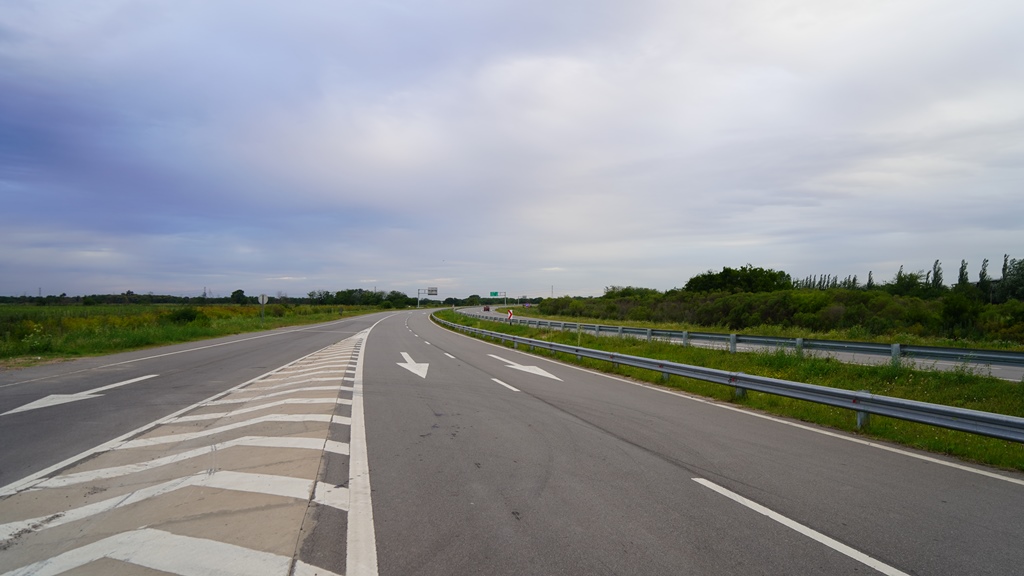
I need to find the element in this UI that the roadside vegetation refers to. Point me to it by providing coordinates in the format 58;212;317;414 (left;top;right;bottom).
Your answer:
0;303;381;366
434;309;1024;472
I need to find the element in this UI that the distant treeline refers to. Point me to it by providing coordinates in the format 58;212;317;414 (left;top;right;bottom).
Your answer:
0;288;541;309
538;257;1024;343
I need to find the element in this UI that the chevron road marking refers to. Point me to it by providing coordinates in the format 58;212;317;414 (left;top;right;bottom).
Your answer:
0;329;375;576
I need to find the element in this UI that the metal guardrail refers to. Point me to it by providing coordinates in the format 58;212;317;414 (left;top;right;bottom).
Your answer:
434;315;1024;443
458;310;1024;368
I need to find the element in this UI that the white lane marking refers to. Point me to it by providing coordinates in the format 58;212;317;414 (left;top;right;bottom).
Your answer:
693;478;910;576
2;374;159;416
0;527;291;576
294;560;344;576
207;386;351;405
348;327;379;576
172;398;350;422
445;353;455;359
0;341;346;497
396;352;429;379
478;337;1024;487
491;378;520;392
35;436;349;488
488;354;562;381
314;481;351;511
1;471;322;541
119;414;350;448
247;376;348;391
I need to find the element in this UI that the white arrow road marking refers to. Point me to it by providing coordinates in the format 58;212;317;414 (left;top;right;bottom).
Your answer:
396;352;429;379
1;374;159;416
487;355;562;381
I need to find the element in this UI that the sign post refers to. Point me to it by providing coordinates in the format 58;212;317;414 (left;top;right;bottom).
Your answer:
490;291;507;306
258;293;268;323
417;287;438;308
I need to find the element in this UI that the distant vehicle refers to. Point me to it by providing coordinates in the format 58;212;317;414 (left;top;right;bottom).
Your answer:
483;305;490;311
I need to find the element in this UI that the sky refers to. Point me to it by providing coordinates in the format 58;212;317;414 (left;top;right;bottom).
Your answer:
2;0;1022;300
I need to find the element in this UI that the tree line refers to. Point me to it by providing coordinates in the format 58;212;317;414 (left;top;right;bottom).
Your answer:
538;256;1024;343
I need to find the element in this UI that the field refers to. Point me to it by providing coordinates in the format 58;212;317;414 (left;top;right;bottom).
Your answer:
0;303;379;366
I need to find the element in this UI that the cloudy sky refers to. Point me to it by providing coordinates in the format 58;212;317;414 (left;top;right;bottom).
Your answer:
2;1;1022;299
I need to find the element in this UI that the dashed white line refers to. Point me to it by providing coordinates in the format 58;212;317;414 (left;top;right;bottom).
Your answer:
444;353;455;359
693;478;909;576
491;378;520;392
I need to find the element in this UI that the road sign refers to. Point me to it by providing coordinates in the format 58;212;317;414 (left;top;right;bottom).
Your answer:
427;287;438;295
258;294;268;305
507;310;513;320
490;291;499;297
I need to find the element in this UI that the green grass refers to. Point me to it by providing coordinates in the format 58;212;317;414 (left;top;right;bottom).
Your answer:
0;303;382;364
504;306;1024;352
436;309;1024;471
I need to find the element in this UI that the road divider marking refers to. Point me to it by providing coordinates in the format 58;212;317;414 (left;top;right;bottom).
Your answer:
2;527;292;576
34;436;349;488
118;413;350;448
693;478;909;576
172;398;351;422
491;378;520;392
207;386;352;405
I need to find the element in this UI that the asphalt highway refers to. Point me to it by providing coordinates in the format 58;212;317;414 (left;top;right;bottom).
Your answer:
1;309;1022;575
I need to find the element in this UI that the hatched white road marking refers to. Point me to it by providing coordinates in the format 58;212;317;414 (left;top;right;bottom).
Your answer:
0;528;292;576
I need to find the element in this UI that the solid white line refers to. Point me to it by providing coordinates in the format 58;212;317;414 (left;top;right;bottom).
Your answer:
463;333;1024;487
35;436;348;488
117;414;344;448
491;378;520;392
171;398;350;422
0;342;344;497
1;528;291;576
348;328;379;576
206;386;351;405
2;471;315;542
693;478;909;576
315;481;351;511
294;560;344;576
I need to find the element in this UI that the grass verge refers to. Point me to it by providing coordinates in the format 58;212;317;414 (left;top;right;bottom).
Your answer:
435;309;1024;472
0;304;383;368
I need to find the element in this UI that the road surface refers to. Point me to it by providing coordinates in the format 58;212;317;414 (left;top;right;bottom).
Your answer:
1;310;1023;575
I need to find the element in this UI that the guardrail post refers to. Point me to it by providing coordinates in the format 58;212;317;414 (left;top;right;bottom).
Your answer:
795;338;804;357
730;334;737;354
891;343;901;367
513;339;518;350
646;328;652;342
617;326;623;337
682;331;689;347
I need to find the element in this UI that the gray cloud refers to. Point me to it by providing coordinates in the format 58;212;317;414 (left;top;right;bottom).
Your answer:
2;0;1022;298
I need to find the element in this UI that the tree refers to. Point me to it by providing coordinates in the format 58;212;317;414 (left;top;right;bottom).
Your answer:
979;259;992;302
931;259;944;289
231;289;247;305
957;260;970;288
684;264;792;293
